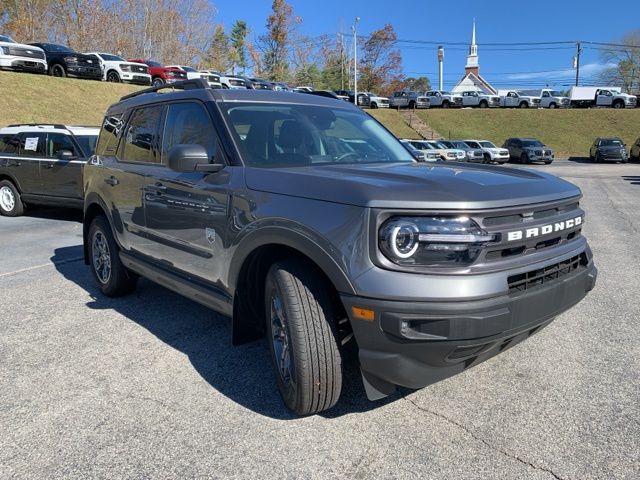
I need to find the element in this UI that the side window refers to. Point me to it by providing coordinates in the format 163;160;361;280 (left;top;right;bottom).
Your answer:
542;92;550;97
18;133;45;158
120;106;163;163
162;102;217;162
96;114;124;156
0;134;21;154
45;133;77;158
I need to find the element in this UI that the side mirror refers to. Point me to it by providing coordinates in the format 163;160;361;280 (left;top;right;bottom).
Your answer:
168;144;224;173
57;149;76;160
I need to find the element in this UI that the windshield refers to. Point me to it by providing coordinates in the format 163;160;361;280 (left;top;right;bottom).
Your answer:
549;91;564;97
479;141;496;148
181;66;197;72
451;141;469;149
42;43;74;53
522;140;544;147
100;53;124;61
0;35;15;43
464;141;481;149
146;60;162;67
225;103;414;168
75;135;98;156
431;141;448;149
600;139;623;147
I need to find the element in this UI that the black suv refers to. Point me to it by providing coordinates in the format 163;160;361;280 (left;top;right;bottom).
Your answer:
83;79;596;415
0;124;99;216
28;43;102;80
589;137;629;163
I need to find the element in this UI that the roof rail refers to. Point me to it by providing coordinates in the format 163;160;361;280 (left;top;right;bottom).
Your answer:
120;78;211;101
7;123;68;129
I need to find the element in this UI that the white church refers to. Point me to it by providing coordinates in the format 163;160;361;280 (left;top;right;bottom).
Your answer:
451;21;497;95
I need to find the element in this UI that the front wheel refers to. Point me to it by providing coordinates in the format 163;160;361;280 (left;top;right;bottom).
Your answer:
519;102;529;108
521;153;529;164
613;100;624;109
441;101;450;109
479;101;488;108
483;153;491;164
0;180;24;217
265;260;342;415
88;215;138;297
152;77;165;87
107;71;121;83
549;103;557;109
50;64;66;77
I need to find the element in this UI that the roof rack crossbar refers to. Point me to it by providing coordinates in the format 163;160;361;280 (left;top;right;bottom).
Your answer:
7;123;68;129
119;78;210;101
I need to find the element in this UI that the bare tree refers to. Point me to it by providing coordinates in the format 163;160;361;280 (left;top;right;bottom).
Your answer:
359;24;403;95
599;30;640;94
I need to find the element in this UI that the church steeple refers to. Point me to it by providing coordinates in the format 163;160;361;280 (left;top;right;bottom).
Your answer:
465;19;479;76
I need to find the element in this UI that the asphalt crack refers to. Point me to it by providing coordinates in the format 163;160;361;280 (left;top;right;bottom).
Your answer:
402;395;568;480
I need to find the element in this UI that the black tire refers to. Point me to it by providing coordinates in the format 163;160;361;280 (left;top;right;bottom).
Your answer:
521;153;529;164
152;77;165;87
408;100;416;109
370;102;378;109
479;100;488;108
88;215;138;297
0;180;24;217
50;64;66;77
549;103;557;109
106;70;121;83
595;153;602;163
613;100;624;109
544;160;553;165
265;260;342;415
483;153;491;164
519;101;528;108
441;101;450;109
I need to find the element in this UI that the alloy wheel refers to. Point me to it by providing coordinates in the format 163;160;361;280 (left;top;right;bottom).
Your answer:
91;230;112;284
270;292;294;385
0;186;15;212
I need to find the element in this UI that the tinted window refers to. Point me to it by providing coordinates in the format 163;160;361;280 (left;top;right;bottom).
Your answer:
100;53;124;61
96;114;124;155
121;106;163;163
0;134;21;154
162;102;217;162
0;35;15;43
75;135;98;156
19;133;45;157
45;133;77;157
522;140;543;147
465;141;481;149
600;139;623;147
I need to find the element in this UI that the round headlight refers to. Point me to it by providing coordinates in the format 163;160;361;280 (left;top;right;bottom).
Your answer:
390;222;419;258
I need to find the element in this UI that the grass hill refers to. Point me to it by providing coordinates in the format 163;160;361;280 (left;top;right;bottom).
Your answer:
2;71;639;159
416;109;640;158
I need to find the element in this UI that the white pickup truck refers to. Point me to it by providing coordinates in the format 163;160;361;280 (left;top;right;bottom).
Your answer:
389;91;430;109
569;86;637;109
459;91;501;108
499;90;542;108
423;90;463;108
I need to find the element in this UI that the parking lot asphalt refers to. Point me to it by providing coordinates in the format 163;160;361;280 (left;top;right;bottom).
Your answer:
1;159;639;480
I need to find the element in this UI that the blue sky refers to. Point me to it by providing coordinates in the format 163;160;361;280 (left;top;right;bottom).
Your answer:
215;0;638;90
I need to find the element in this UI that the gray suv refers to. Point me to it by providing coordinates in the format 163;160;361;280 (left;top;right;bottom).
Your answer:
503;137;554;164
83;79;596;415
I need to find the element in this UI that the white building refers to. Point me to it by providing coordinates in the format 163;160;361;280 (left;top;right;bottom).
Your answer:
451;20;497;95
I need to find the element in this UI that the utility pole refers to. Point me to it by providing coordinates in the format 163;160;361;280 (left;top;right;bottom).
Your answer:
352;17;360;106
574;41;582;87
437;46;444;91
339;32;344;91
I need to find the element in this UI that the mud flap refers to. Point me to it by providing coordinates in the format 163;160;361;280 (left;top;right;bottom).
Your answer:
361;368;396;400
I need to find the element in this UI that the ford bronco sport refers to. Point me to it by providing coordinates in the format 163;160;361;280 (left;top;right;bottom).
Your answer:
83;79;597;415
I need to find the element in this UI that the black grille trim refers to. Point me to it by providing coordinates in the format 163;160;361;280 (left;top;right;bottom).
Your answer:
6;47;45;60
507;254;586;294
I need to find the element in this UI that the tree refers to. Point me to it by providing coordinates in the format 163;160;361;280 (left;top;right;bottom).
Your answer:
259;0;301;81
204;24;233;72
230;20;248;75
404;76;431;92
359;24;403;95
599;30;640;94
0;0;53;42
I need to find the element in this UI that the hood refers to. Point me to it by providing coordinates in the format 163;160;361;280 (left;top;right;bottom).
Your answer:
244;162;580;209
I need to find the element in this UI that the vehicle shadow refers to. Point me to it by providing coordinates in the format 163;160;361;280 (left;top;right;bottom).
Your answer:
567;156;592;164
52;245;402;419
622;176;640;185
25;206;82;222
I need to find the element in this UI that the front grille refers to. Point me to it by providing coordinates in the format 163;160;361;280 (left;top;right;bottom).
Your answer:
508;254;586;294
229;78;245;87
6;47;45;59
131;65;148;74
207;75;220;83
454;98;463;104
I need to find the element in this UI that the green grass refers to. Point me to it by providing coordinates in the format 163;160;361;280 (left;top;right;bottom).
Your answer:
367;109;420;139
0;71;142;126
417;109;640;158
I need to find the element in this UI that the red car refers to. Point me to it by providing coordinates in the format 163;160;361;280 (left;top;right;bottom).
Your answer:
128;59;186;87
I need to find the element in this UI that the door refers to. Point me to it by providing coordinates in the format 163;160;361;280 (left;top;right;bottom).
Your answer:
14;133;45;194
39;132;84;198
596;90;613;106
109;106;164;252
0;133;39;194
141;101;232;283
505;92;518;108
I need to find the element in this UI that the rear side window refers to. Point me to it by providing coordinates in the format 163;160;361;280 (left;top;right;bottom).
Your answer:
19;133;45;157
0;134;21;154
162;102;217;162
45;133;78;158
96;114;124;155
120;105;163;163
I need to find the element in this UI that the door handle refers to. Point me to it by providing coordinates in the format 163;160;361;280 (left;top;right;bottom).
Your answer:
45;163;55;169
104;176;119;186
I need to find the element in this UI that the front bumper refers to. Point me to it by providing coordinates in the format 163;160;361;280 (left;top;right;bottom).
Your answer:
341;254;596;398
0;57;46;73
67;65;102;79
415;101;430;109
122;73;151;85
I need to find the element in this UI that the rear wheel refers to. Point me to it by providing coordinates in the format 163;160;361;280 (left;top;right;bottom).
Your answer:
0;180;24;217
88;215;138;297
265;260;342;415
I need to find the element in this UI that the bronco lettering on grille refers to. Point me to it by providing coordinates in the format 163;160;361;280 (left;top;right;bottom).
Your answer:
507;216;582;242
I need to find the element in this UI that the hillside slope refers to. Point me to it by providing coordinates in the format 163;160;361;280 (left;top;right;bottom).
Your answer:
418;109;640;157
0;71;141;126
